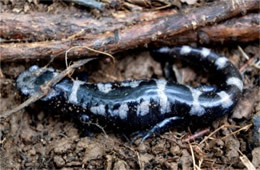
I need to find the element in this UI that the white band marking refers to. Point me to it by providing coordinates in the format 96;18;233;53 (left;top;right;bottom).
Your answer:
69;80;85;104
137;100;150;116
121;80;141;88
156;80;171;114
90;104;106;116
189;88;205;116
180;46;192;55
158;47;170;53
226;77;243;91
201;48;211;58
215;57;228;69
217;91;233;108
97;83;112;93
112;104;129;119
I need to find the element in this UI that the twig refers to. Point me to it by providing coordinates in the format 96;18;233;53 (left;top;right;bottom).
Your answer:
188;142;197;170
238;46;249;60
65;46;115;68
239;56;257;72
221;123;252;140
183;128;210;143
253;59;260;69
0;92;45;120
122;143;143;170
0;68;4;78
238;45;260;72
198;124;227;145
198;159;203;170
0;137;6;145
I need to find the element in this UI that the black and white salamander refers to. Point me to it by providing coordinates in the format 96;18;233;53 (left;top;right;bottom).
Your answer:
16;46;243;141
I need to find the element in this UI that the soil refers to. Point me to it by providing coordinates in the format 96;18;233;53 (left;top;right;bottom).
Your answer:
1;0;259;169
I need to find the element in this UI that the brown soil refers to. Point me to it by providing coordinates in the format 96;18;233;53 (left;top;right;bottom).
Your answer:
1;0;259;169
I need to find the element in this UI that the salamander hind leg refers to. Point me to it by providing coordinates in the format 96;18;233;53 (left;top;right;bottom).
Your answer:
132;116;184;143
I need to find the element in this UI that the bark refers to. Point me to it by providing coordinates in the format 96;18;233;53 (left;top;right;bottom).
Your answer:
0;10;177;42
0;0;259;62
160;13;260;46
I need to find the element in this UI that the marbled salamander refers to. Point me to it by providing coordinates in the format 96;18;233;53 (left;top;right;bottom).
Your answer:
16;46;243;141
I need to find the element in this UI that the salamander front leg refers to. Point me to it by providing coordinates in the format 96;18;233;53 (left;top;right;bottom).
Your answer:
133;116;184;143
77;114;95;137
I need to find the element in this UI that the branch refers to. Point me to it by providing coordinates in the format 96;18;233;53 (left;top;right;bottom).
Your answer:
0;0;259;62
0;10;176;41
160;13;260;45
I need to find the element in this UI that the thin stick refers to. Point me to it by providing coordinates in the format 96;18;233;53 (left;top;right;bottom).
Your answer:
198;124;226;145
189;142;197;170
253;60;260;69
221;123;252;140
239;56;257;72
183;128;210;143
238;46;249;60
65;46;115;68
122;144;143;170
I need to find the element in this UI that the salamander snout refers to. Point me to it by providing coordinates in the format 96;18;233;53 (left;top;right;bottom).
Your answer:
16;65;57;96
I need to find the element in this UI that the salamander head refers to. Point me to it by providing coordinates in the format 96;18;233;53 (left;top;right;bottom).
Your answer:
16;65;57;96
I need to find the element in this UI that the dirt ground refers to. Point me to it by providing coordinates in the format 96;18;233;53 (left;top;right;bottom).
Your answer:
0;0;260;169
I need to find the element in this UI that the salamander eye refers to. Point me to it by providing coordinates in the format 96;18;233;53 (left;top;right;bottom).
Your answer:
79;114;90;124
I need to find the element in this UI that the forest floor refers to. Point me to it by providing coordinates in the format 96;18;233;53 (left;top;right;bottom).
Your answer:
0;0;259;169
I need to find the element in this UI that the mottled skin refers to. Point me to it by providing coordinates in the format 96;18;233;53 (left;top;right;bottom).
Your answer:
16;46;243;140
